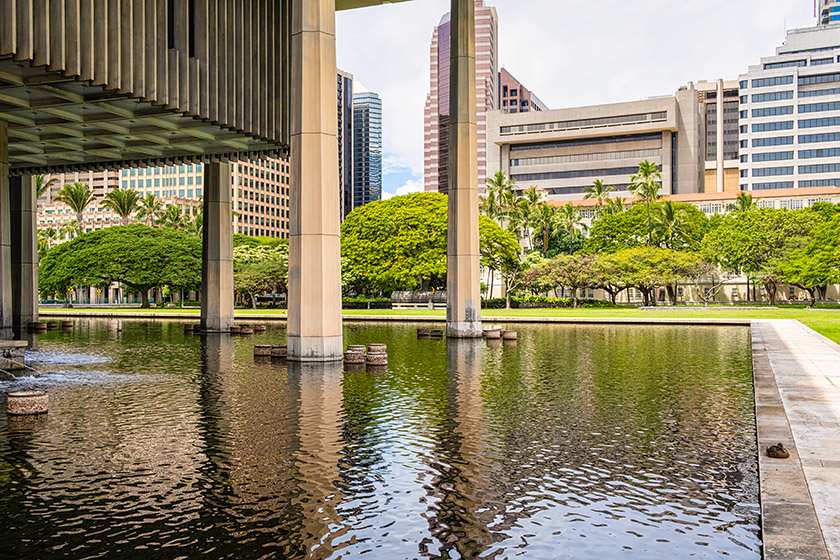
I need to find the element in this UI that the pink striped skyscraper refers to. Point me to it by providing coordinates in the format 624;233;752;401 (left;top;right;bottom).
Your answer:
424;0;498;194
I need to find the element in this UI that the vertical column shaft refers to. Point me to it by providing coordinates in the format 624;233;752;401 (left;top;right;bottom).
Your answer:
0;120;12;332
446;0;482;338
287;0;342;361
661;130;673;195
201;162;234;333
10;175;39;327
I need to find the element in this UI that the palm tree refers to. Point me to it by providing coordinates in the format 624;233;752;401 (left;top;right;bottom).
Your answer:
602;197;625;216
484;171;517;230
186;205;204;237
583;179;615;213
102;188;141;226
159;204;189;230
54;182;95;235
35;174;58;199
556;203;588;254
652;200;687;249
629;160;663;246
511;186;542;249
137;194;164;226
728;191;758;213
37;227;60;259
533;202;558;253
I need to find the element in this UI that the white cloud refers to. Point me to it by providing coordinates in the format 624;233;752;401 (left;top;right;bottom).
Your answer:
383;179;424;200
337;0;816;186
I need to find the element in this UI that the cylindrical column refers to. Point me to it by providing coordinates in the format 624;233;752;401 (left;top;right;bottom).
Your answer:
446;0;482;338
11;174;39;328
0;120;12;333
287;0;343;361
201;162;234;333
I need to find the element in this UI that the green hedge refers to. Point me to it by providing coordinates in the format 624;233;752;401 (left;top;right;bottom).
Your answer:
482;296;617;309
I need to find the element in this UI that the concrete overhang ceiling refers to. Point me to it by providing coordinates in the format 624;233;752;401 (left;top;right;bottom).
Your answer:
0;60;285;175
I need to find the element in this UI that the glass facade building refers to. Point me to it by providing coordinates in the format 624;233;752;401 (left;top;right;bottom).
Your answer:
352;92;383;210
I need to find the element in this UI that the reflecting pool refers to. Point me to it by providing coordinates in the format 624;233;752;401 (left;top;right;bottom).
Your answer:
0;320;759;559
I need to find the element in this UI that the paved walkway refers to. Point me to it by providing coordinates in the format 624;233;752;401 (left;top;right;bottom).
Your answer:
753;320;840;560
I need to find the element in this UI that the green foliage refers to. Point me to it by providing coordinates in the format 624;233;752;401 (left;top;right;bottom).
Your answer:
781;216;840;300
39;224;201;307
102;188;141;225
54;182;95;235
341;192;518;295
482;296;616;309
233;239;289;307
586;202;709;254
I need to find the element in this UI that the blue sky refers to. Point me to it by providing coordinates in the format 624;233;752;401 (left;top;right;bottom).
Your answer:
336;0;816;199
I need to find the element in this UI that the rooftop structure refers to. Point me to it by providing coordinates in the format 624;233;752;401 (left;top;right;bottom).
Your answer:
499;68;548;114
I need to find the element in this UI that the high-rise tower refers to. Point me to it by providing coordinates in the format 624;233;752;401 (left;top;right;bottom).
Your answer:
424;0;498;194
819;0;840;25
353;91;383;209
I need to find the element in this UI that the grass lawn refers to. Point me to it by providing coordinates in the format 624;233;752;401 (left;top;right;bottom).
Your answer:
42;305;840;345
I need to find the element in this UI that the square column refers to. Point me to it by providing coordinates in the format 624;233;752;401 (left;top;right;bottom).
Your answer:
201;162;234;333
0;120;12;332
446;0;482;338
287;0;343;361
10;175;39;327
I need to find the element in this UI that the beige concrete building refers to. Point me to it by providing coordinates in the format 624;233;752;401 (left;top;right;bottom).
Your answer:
695;79;741;193
486;81;742;201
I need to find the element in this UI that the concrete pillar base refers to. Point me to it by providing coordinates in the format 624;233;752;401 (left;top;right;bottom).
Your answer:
287;335;344;363
446;322;483;338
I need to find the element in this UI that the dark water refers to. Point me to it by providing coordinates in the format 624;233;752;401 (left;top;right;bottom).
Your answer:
0;320;759;559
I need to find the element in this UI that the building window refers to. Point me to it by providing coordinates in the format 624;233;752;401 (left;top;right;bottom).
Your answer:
752;76;794;88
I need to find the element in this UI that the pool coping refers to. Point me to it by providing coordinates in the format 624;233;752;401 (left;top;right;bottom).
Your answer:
39;310;753;327
751;320;835;560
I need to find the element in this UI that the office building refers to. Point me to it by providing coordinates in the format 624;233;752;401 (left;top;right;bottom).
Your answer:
338;69;356;219
738;24;840;192
696;79;741;193
486;83;713;201
424;0;498;194
352;91;383;210
38;158;291;238
499;68;548;114
819;1;840;25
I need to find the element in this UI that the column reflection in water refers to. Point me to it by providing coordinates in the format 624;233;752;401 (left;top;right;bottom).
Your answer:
421;338;493;558
195;333;237;547
287;360;348;554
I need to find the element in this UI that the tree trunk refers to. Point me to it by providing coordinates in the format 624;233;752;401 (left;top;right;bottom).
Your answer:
140;287;151;308
505;280;511;309
489;270;494;300
666;284;677;306
251;293;257;309
647;201;652;246
572;290;579;308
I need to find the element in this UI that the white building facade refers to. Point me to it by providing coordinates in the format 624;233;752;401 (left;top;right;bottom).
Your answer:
739;24;840;192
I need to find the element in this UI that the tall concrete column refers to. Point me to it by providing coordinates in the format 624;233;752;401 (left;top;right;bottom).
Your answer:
446;0;482;338
201;162;234;333
0;120;12;333
10;175;39;327
287;0;343;361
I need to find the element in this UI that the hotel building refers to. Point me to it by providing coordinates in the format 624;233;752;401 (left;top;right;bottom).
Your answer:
738;24;840;193
499;68;548;115
38;158;291;238
424;0;498;194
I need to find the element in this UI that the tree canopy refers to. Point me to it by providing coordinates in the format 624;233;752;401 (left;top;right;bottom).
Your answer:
39;224;202;307
341;192;517;295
